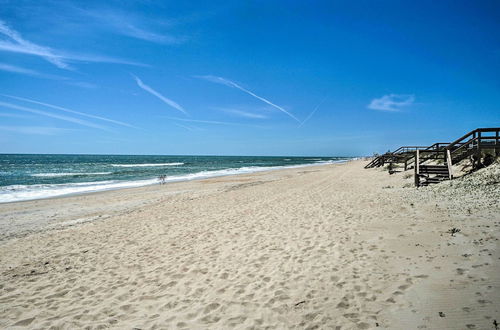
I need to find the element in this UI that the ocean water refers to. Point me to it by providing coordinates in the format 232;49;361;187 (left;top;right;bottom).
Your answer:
0;154;350;203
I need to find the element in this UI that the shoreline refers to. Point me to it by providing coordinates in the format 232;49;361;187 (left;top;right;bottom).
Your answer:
0;159;351;205
0;161;348;241
0;159;498;329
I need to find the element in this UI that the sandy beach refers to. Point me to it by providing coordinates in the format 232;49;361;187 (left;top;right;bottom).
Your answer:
0;159;499;329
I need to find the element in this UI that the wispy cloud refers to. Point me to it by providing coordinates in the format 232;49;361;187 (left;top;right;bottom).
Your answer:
0;20;69;69
167;117;265;128
61;52;148;67
1;94;134;128
0;63;101;88
121;24;180;44
0;20;147;69
174;123;202;131
133;75;188;115
0;112;34;119
0;125;74;135
168;117;238;126
196;75;300;123
299;96;328;128
0;101;109;130
0;63;102;89
212;107;268;119
368;94;415;111
64;81;99;89
0;62;66;80
79;9;185;44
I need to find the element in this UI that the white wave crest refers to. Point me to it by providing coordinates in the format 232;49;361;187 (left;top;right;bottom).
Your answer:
32;172;111;177
111;163;184;167
0;160;348;203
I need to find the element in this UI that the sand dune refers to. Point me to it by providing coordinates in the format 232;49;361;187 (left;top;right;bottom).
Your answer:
0;160;498;329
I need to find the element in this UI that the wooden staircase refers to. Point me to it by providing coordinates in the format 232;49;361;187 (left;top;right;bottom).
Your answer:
364;146;427;169
414;149;453;186
365;127;500;187
416;164;451;186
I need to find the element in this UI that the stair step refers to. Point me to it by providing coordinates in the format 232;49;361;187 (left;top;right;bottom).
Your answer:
420;165;447;169
419;164;449;175
426;176;449;181
423;177;450;184
420;171;449;174
420;170;448;173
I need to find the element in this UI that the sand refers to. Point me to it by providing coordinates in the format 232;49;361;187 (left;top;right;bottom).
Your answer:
0;159;498;329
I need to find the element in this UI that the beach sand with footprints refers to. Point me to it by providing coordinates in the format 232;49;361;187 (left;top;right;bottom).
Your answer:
0;159;498;329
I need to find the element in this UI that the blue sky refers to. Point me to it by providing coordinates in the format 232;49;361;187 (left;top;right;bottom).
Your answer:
0;0;499;156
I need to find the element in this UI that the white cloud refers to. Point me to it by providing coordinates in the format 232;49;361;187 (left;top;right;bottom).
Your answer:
1;62;48;76
0;62;72;81
0;101;109;130
213;107;268;119
174;123;203;131
64;81;99;89
133;75;188;115
1;94;134;128
168;117;239;126
0;112;34;119
368;94;415;111
0;21;69;69
0;125;74;135
75;8;185;44
0;63;106;89
166;117;266;129
0;20;147;70
196;75;300;123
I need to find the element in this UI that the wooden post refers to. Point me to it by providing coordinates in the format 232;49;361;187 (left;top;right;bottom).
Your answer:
496;130;499;157
446;149;453;180
414;150;420;187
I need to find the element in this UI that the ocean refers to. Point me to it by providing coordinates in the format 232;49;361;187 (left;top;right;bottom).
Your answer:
0;154;350;203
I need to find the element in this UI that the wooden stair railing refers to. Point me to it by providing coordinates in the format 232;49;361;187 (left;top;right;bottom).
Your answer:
365;146;427;169
414;127;500;186
446;127;500;169
367;127;500;186
414;150;452;187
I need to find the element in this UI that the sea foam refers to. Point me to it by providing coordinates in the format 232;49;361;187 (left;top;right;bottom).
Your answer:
0;160;346;203
111;163;184;167
32;172;111;177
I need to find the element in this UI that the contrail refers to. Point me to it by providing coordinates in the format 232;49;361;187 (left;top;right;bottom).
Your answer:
0;20;148;70
0;63;66;80
167;117;241;126
174;123;199;131
133;75;188;115
0;101;109;130
166;117;266;128
196;75;300;123
1;94;135;128
298;96;328;128
0;20;69;69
